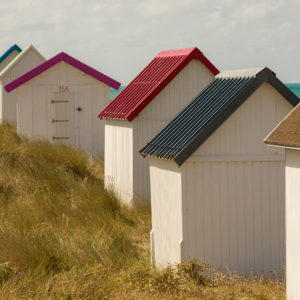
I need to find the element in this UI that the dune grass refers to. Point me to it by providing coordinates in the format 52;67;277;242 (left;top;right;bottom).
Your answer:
0;124;285;299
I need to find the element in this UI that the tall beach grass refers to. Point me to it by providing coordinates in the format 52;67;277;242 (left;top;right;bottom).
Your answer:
0;124;285;299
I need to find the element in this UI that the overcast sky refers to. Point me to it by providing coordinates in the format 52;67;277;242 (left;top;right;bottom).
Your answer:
0;0;299;85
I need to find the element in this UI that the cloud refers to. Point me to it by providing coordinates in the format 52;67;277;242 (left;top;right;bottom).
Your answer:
0;0;299;84
136;0;204;16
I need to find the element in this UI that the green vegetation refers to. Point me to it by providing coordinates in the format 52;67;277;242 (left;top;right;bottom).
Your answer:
0;124;285;299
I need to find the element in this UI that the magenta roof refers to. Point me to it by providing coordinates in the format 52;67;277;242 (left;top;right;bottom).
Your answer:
98;47;219;121
5;52;121;92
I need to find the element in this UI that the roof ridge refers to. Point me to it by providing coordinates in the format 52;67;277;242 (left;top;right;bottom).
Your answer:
99;47;219;121
140;68;299;166
5;52;121;92
0;45;46;78
0;44;22;63
216;67;267;79
157;47;198;57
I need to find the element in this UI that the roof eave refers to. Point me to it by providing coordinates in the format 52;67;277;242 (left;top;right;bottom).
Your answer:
99;47;219;121
5;52;121;92
264;141;300;150
173;69;299;165
0;44;22;63
0;45;46;79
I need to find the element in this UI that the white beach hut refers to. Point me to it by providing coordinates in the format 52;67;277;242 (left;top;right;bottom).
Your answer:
99;47;219;205
140;68;299;275
0;44;45;123
0;44;21;71
5;52;120;155
265;104;300;300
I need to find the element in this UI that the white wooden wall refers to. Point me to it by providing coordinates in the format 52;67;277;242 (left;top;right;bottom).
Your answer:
129;60;214;204
149;157;183;266
0;47;45;123
181;160;285;274
286;148;300;300
16;62;110;155
150;83;293;274
0;50;19;71
104;119;134;204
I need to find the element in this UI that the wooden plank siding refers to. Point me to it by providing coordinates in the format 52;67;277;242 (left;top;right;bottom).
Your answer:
0;47;45;123
132;60;215;203
149;158;183;266
286;149;300;300
104;119;134;204
149;82;293;274
16;62;110;155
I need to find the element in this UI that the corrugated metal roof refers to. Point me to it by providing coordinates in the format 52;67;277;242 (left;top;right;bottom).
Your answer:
286;83;300;98
140;67;299;166
98;47;219;121
265;103;300;148
0;44;21;63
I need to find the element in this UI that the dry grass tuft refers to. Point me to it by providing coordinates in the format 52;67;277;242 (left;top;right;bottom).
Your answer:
0;124;285;299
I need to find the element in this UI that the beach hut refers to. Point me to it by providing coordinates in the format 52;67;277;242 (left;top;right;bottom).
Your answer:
5;52;120;155
265;104;300;300
0;44;22;71
99;47;219;205
140;67;299;274
0;44;45;123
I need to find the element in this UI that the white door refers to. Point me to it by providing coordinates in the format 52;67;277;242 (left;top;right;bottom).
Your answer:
51;92;76;146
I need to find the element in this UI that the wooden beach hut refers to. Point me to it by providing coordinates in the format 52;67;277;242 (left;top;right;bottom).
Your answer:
265;103;300;300
99;47;219;205
0;44;22;71
140;67;299;274
0;44;45;123
5;52;120;155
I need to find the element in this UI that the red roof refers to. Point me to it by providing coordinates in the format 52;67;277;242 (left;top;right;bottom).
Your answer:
5;52;121;92
98;47;219;121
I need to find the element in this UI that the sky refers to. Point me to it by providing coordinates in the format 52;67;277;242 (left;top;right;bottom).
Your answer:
0;0;299;85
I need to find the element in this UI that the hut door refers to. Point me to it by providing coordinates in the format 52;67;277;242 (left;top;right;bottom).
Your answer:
51;92;76;145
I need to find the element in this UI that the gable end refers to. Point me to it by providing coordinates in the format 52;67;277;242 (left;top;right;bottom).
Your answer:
174;68;299;166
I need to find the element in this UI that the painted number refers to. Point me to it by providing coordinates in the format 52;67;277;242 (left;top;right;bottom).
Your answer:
59;86;70;93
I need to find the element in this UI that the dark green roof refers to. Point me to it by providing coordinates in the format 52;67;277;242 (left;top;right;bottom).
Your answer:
140;68;299;166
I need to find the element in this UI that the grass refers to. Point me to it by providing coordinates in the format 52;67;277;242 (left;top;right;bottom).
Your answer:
0;124;285;299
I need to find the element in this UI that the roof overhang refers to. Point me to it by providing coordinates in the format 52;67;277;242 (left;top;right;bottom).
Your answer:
5;52;121;92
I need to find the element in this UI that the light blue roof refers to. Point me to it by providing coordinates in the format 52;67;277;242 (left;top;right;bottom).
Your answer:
110;86;125;100
0;44;22;63
286;84;300;98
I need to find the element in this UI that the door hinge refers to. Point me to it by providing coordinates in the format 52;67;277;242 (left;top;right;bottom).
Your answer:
51;100;69;104
52;119;69;123
52;136;70;140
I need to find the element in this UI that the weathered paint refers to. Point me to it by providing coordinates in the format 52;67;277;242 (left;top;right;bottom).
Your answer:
286;148;300;300
149;83;293;274
16;61;110;155
0;45;45;123
104;59;215;204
